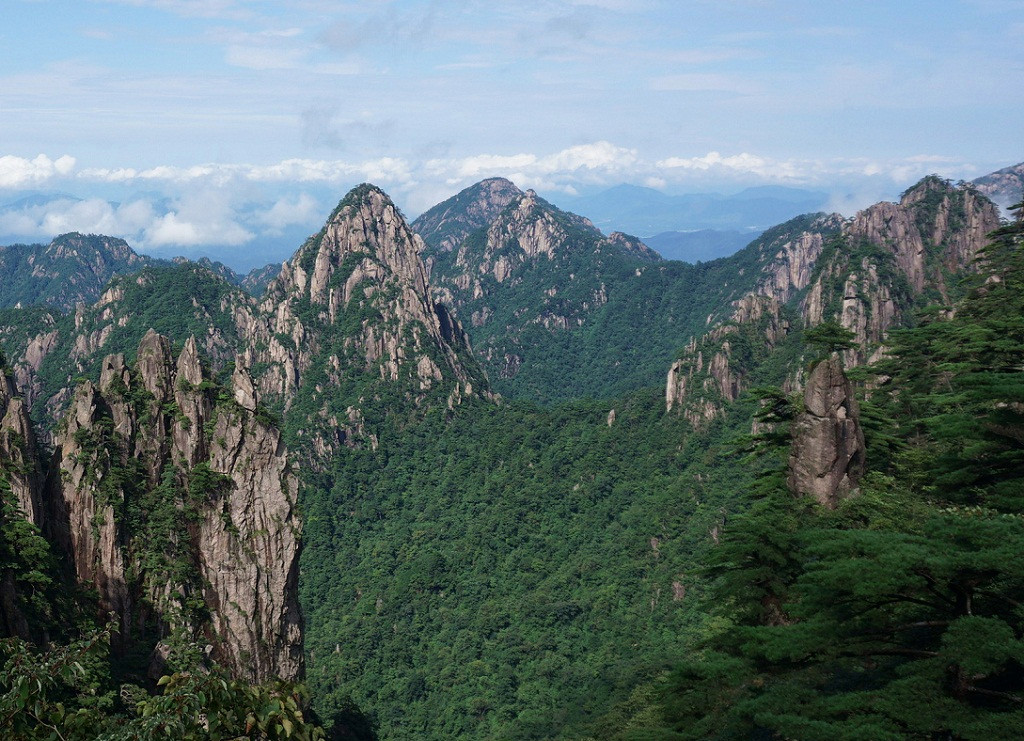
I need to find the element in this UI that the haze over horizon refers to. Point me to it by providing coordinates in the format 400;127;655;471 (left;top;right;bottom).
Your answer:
2;0;1021;266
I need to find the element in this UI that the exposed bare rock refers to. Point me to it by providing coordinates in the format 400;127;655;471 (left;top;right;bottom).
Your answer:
232;364;258;411
413;177;524;254
245;184;485;459
607;232;661;263
49;332;302;681
756;227;837;304
972;161;1024;211
666;295;790;423
805;177;1000;363
664;215;842;418
787;358;865;507
667;178;1001;419
0;366;44;527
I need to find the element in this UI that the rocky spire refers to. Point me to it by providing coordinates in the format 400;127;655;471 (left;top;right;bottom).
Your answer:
786;357;865;507
49;332;303;681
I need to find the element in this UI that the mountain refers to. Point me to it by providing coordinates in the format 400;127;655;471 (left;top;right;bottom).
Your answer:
550;183;829;236
973;160;1024;210
0;184;486;451
2;171;1022;740
239;261;282;295
642;228;762;262
666;175;1001;425
0;182;486;736
417;178;841;403
635;202;1024;739
0;232;155;310
411;176;524;253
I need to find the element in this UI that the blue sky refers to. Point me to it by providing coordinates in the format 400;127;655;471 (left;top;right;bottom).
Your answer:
1;0;1021;266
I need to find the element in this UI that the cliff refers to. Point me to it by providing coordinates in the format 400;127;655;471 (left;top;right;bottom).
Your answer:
49;331;302;681
0;357;45;527
666;177;1000;420
665;214;843;424
803;176;1001;366
786;357;865;506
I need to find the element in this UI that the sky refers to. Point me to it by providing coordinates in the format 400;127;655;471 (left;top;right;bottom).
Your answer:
1;0;1022;268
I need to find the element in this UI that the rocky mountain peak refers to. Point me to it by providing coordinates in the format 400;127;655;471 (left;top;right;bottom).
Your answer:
607;232;661;262
972;161;1024;210
0;232;154;311
243;183;486;456
413;177;525;252
137;328;175;402
46;233;141;264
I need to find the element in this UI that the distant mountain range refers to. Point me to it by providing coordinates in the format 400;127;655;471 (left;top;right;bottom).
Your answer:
641;229;762;262
548;183;830;236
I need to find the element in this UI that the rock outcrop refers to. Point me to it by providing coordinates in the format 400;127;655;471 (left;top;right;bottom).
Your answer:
414;177;525;255
787;358;865;507
973;161;1024;211
666;178;1000;418
802;177;1000;365
240;184;486;460
664;214;842;422
0;357;44;526
50;330;302;681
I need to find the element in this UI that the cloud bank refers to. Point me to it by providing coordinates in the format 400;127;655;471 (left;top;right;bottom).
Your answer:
0;143;989;267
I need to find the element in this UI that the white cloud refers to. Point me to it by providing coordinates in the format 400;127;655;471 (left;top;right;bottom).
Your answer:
0;189;253;250
657;151;806;180
143;189;254;247
0;154;76;188
13;144;987;250
428;142;638;184
0;197;155;238
256;193;321;233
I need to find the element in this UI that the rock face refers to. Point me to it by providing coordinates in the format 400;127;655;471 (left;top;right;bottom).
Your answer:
787;358;865;507
413;177;525;255
973;161;1024;211
0;185;488;473
803;177;1000;365
666;178;1000;419
0;361;45;527
242;184;486;460
664;214;843;423
0;353;48;640
50;331;302;681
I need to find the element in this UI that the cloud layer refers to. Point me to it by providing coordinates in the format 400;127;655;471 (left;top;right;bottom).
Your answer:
0;142;988;270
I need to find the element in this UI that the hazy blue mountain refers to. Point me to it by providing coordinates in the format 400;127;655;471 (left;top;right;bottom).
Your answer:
548;183;829;236
643;228;761;262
